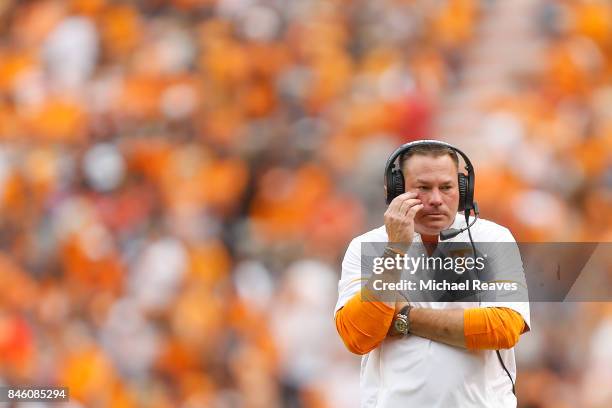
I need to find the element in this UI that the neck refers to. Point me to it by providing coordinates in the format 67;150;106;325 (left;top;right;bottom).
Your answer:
421;234;438;244
420;233;438;256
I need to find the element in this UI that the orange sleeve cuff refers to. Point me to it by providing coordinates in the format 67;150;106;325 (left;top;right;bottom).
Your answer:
335;290;395;355
464;307;525;350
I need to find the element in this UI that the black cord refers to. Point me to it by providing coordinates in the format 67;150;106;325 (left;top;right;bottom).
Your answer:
496;350;516;396
466;208;479;304
466;205;517;396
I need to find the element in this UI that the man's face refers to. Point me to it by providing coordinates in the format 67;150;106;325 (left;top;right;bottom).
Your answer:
402;154;459;235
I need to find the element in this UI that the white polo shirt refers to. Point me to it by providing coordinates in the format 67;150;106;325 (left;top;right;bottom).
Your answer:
335;215;531;408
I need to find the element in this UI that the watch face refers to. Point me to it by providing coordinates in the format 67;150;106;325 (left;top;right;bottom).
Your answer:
395;318;407;334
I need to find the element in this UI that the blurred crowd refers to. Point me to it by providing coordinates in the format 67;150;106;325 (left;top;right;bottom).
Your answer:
0;0;610;407
471;0;612;243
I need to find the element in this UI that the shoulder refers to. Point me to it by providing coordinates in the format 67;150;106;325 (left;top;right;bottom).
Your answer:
469;217;515;242
349;225;388;245
343;225;388;256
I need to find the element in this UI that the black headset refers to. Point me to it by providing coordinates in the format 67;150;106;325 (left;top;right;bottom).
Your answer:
384;139;475;212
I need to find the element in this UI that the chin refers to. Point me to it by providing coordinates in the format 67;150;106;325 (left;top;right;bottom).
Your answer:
416;219;451;236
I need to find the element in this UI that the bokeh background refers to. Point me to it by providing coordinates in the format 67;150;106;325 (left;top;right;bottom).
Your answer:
0;0;611;407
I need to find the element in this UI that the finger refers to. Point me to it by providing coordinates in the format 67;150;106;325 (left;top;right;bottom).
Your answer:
388;191;418;211
406;203;424;219
398;199;421;217
395;191;418;202
398;199;422;216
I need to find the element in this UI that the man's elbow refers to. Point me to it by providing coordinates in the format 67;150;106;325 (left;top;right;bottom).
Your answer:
334;311;380;355
333;295;395;355
339;335;376;355
497;308;527;349
497;324;522;349
466;323;523;350
465;307;526;350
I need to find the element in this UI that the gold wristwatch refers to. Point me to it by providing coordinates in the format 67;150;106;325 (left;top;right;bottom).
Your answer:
394;305;412;336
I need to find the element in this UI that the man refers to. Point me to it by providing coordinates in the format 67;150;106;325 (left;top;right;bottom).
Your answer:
334;140;530;407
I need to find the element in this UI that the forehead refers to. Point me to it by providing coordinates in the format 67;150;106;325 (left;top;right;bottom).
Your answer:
402;154;457;181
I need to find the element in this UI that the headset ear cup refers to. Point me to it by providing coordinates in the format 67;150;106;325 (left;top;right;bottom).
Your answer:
458;173;468;212
386;169;405;204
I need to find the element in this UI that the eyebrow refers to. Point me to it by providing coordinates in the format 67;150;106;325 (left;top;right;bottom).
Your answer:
415;179;453;184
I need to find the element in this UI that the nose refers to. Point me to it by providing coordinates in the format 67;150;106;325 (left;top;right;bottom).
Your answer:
427;188;443;207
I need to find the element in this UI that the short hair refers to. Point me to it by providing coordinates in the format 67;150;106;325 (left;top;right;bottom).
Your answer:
399;143;459;173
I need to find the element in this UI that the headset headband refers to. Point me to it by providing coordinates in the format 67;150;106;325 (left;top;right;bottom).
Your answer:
385;140;473;176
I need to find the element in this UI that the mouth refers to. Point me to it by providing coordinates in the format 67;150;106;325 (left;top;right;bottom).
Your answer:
422;213;446;218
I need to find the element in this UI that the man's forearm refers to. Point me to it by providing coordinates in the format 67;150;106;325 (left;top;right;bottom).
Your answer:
409;308;466;348
363;246;408;308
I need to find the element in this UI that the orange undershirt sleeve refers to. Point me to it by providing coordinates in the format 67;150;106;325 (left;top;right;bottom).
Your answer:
335;290;395;355
464;307;526;350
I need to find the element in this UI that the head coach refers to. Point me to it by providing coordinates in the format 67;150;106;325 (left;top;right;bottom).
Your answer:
334;140;531;407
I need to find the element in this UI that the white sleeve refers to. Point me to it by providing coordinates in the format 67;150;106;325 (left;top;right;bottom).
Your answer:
334;238;364;315
480;227;531;330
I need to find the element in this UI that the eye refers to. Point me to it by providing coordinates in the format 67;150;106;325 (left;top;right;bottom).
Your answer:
441;185;452;191
417;186;430;191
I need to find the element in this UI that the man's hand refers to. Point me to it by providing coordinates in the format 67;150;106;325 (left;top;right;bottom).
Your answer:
384;192;423;244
